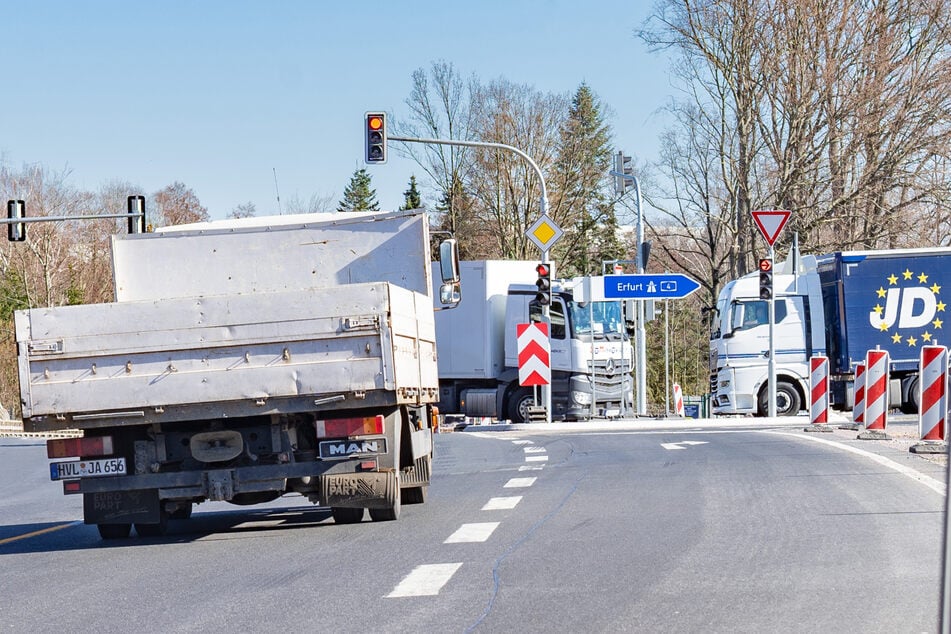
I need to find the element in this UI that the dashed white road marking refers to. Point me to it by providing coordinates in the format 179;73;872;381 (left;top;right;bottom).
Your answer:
445;522;500;543
505;477;537;488
482;496;522;510
525;455;549;462
524;446;546;453
512;440;533;445
386;563;463;597
519;465;545;471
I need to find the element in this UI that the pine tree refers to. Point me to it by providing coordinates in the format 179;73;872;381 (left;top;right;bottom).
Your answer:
337;168;379;212
550;83;616;276
399;175;422;210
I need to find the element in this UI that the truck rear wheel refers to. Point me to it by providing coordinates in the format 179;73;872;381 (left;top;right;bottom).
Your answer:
369;472;401;521
135;509;169;537
331;507;365;524
757;381;802;416
506;387;534;425
98;523;132;540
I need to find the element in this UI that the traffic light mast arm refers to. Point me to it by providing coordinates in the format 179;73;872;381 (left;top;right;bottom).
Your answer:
389;135;550;225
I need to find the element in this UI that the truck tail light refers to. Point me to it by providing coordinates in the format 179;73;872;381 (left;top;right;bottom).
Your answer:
314;415;384;439
47;436;114;459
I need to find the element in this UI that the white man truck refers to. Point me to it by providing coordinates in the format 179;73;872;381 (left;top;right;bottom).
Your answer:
15;209;460;539
709;247;951;416
433;260;633;424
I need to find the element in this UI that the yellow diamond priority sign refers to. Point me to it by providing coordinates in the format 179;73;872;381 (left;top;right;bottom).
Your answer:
526;214;563;253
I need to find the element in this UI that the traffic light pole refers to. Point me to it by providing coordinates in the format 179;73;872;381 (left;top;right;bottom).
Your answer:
389;134;553;423
767;245;777;417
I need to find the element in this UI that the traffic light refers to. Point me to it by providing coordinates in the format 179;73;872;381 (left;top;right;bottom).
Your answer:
535;262;552;306
614;151;633;195
365;112;387;164
758;258;773;300
127;195;145;234
7;199;25;242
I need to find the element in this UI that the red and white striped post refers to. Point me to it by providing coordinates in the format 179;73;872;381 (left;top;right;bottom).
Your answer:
911;344;948;454
806;356;832;432
672;383;685;417
858;348;890;440
853;362;866;428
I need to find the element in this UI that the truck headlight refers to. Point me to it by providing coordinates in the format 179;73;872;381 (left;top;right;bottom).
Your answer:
572;390;592;405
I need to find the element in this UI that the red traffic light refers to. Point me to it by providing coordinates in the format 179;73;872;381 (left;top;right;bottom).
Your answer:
758;258;772;272
536;263;551;277
367;115;384;131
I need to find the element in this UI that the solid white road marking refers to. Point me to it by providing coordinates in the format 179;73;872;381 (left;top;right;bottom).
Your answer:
505;477;537;488
386;563;463;598
445;522;500;543
764;430;947;496
482;496;522;510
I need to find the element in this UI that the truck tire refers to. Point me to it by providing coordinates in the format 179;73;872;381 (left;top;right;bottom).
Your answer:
135;509;169;537
369;472;401;521
331;507;365;524
403;455;431;505
98;523;132;540
506;387;534;425
758;381;802;416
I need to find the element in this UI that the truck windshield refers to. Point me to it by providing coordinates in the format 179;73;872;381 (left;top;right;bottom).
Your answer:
567;300;625;340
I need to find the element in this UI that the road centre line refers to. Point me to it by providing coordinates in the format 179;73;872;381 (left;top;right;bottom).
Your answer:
386;563;463;598
445;522;500;544
483;496;522;510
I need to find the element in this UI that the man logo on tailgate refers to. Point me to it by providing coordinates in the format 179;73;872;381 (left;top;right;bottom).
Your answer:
319;438;387;459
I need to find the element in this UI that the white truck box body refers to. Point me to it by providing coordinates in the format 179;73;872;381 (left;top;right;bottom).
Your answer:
16;210;437;423
113;210;432;301
433;260;538;380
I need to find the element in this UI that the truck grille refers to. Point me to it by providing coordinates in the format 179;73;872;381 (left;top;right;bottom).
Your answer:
592;359;632;388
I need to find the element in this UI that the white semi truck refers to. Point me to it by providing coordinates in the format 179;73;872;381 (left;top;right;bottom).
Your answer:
15;209;459;539
709;247;951;416
433;260;633;424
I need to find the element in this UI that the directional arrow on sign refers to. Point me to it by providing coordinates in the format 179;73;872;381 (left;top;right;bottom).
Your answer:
660;441;709;451
601;273;701;300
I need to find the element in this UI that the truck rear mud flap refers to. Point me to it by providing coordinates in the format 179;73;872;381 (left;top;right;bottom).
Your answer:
319;471;397;509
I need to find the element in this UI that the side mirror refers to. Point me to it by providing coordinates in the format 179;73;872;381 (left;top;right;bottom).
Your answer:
439;282;461;306
438;239;460;284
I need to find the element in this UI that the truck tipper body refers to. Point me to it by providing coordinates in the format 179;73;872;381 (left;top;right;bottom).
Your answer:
433;260;633;424
15;210;458;538
709;247;951;416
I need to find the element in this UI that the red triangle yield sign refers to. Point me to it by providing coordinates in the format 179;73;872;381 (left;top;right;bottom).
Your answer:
751;209;791;247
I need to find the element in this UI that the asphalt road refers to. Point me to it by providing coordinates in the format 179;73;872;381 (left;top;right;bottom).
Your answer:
0;419;945;633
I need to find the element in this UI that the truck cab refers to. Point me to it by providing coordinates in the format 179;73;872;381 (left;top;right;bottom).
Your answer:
709;256;824;416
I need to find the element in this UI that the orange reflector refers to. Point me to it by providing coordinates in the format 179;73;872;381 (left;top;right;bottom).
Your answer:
63;480;81;494
47;436;114;459
314;415;384;438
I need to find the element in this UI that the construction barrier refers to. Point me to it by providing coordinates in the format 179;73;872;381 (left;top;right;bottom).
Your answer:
918;345;947;441
859;348;890;439
672;383;685;417
809;356;830;426
852;362;866;426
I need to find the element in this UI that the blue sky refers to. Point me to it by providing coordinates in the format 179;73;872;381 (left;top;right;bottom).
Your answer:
3;1;674;219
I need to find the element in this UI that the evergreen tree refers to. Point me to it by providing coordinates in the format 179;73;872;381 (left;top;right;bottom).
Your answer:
337;168;379;212
549;83;616;276
399;175;422;210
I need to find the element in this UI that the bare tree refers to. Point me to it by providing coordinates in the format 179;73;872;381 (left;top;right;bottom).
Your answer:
152;182;209;226
397;61;476;235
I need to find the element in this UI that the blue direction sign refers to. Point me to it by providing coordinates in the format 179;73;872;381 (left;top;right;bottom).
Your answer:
602;274;700;300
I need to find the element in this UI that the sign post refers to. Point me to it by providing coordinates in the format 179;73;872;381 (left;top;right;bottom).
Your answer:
751;209;791;417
